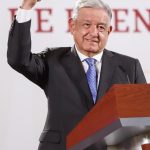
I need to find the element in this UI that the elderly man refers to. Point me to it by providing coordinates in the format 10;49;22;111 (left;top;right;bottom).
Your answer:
7;0;146;149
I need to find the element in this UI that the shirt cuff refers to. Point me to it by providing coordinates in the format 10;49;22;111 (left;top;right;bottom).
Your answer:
16;7;33;23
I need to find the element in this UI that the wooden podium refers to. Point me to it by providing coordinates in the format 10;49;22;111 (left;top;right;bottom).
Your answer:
142;144;150;150
67;84;150;150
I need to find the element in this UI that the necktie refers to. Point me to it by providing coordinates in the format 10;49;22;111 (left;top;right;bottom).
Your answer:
85;58;97;103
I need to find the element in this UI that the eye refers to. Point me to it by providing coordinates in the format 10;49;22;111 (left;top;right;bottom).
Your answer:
98;25;106;32
83;23;91;28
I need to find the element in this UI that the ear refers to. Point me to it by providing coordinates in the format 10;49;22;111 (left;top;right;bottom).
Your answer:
108;25;112;35
68;18;76;34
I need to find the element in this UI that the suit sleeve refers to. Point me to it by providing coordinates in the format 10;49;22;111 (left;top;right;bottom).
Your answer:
135;59;147;83
7;19;48;89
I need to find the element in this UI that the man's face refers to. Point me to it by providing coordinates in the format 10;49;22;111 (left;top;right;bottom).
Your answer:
69;7;112;56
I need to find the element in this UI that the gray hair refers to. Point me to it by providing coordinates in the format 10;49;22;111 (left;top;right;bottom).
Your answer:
73;0;112;21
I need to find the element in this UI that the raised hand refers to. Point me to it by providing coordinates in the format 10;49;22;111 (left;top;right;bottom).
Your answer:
21;0;41;9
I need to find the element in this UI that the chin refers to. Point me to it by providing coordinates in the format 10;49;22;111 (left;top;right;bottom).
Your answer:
86;47;99;53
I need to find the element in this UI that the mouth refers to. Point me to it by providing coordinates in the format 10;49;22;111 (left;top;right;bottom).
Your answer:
86;39;99;43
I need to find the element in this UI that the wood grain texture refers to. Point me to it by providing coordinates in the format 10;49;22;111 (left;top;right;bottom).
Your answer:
114;84;150;117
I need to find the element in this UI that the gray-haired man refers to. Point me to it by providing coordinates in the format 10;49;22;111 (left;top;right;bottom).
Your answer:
7;0;146;149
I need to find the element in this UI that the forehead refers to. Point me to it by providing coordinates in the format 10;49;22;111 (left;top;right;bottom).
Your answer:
77;7;110;23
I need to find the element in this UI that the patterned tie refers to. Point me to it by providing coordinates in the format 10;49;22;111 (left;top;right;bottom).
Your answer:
85;58;97;103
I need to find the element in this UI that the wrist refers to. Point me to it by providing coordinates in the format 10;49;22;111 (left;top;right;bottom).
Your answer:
21;3;34;10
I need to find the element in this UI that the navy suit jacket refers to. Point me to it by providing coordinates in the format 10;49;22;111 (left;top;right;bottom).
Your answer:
7;20;146;150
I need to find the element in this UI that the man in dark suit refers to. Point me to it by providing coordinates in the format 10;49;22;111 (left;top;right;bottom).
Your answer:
7;0;146;149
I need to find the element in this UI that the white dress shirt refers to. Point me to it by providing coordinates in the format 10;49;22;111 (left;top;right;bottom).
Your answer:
16;8;33;23
76;47;103;88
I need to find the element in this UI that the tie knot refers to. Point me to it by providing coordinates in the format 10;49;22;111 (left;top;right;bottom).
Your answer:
85;58;96;66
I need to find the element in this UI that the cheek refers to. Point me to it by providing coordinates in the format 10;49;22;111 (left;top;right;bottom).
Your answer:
74;30;87;42
76;28;87;36
98;33;108;43
98;32;105;39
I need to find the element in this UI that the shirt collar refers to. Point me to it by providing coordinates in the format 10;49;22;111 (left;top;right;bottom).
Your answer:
75;45;103;63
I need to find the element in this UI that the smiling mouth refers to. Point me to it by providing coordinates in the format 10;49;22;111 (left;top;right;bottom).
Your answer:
86;39;99;43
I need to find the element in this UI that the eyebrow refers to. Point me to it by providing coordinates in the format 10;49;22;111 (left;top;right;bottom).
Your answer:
80;20;107;25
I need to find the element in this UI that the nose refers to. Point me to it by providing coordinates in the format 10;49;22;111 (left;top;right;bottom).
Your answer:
89;25;99;37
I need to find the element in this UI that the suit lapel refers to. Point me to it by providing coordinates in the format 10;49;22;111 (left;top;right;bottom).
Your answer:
96;50;115;102
60;48;132;107
60;47;94;110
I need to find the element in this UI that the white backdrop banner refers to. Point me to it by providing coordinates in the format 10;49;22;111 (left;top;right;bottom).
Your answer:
0;0;150;150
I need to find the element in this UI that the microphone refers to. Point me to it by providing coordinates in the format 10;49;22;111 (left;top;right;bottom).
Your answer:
118;65;131;84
